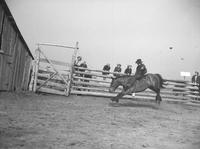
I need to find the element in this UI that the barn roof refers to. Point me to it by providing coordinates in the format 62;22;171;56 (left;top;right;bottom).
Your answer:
1;0;34;59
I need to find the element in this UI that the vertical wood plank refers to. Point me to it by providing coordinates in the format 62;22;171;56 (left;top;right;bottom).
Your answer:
3;17;13;90
8;26;17;90
0;15;10;90
17;43;26;91
10;34;19;91
13;39;21;91
0;4;4;90
22;52;32;90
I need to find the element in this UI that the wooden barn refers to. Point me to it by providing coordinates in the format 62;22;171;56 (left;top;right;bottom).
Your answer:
0;0;34;92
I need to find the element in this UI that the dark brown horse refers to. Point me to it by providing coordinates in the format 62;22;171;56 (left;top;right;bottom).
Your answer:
109;73;165;104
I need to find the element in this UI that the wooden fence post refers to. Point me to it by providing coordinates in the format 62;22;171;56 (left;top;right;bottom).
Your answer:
68;41;79;95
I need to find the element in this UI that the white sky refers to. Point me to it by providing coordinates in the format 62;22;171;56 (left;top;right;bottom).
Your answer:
5;0;200;80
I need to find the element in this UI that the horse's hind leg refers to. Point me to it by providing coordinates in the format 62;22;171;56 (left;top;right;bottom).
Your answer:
156;90;162;105
156;94;161;104
150;87;162;104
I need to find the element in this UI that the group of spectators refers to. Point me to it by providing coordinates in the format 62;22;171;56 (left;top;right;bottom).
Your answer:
103;64;132;77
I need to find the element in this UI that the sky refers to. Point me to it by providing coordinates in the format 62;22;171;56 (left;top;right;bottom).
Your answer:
5;0;200;80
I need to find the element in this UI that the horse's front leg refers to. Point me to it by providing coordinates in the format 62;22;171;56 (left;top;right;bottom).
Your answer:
111;89;126;103
111;87;135;103
112;92;126;103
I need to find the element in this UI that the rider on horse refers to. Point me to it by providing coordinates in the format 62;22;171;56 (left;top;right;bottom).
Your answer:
127;59;147;88
109;59;163;103
135;58;147;79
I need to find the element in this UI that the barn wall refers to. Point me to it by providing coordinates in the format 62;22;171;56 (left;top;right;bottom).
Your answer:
0;0;34;92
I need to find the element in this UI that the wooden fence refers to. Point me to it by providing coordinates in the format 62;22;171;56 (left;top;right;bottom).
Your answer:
70;66;200;103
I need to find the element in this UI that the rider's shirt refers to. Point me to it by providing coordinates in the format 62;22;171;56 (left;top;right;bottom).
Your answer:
135;64;147;76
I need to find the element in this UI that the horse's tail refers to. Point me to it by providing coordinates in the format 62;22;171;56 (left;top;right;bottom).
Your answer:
155;74;165;88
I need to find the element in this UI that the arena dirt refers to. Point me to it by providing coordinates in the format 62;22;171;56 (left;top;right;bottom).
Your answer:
0;92;200;149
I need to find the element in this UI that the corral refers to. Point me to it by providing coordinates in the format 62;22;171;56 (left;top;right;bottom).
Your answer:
0;92;200;149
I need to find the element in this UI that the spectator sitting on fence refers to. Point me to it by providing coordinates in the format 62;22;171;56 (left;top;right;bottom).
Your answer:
113;64;122;77
84;70;92;81
73;56;83;84
74;56;82;71
192;71;199;85
83;70;92;91
79;61;87;78
102;63;111;80
79;61;87;70
74;56;82;66
124;65;132;75
191;71;200;95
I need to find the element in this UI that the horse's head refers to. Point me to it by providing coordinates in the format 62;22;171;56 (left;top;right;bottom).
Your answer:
109;76;119;93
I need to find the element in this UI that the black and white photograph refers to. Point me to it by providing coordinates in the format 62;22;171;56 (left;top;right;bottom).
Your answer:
0;0;200;148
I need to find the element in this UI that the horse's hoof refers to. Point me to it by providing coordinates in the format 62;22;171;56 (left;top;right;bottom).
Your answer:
111;98;120;104
115;99;119;103
110;98;116;102
156;100;161;105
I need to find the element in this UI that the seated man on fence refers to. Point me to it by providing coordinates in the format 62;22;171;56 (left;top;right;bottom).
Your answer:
74;56;82;70
124;65;132;75
79;61;88;81
73;56;83;84
83;70;92;91
195;73;200;95
102;63;111;80
191;71;200;95
192;71;199;85
113;64;122;77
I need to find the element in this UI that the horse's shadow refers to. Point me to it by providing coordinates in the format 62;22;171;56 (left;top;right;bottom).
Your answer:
109;101;159;110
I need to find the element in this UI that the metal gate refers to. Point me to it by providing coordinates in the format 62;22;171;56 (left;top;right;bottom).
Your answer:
32;42;78;96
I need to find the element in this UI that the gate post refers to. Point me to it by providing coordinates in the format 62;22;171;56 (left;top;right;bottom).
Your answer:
68;42;79;95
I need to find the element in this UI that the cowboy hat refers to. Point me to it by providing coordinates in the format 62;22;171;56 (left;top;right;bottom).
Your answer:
135;59;142;64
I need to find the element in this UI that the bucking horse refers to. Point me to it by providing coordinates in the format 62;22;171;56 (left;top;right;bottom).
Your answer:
109;73;165;104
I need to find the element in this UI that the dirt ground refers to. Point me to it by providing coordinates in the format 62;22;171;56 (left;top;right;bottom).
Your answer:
0;92;200;149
